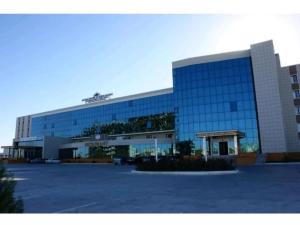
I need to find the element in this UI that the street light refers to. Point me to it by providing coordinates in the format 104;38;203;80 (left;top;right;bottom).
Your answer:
203;136;208;162
154;138;158;162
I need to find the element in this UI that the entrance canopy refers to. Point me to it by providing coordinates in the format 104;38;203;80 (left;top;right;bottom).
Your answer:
196;130;245;157
197;130;245;138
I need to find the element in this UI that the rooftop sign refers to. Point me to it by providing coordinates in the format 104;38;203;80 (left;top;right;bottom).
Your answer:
82;92;113;104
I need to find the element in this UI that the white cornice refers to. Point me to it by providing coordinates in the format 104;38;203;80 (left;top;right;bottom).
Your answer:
31;88;173;118
172;49;250;69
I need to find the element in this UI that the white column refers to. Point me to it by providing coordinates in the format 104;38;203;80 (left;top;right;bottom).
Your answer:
173;140;176;155
210;138;213;155
202;136;207;162
154;138;158;162
234;135;238;155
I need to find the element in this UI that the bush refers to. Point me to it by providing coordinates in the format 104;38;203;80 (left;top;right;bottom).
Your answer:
136;158;235;171
0;162;24;213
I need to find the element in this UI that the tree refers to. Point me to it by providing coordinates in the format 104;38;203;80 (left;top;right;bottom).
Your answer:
176;140;195;157
88;146;111;158
0;162;24;213
114;145;130;158
75;112;175;138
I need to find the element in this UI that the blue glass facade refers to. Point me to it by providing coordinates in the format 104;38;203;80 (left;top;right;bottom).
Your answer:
30;56;260;155
173;57;260;153
31;93;174;138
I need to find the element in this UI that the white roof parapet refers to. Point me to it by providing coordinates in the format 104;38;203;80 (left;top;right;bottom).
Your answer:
31;88;173;118
172;49;250;69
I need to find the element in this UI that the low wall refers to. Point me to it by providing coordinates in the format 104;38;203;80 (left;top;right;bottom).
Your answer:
61;158;113;163
0;159;29;164
236;152;257;166
265;152;300;163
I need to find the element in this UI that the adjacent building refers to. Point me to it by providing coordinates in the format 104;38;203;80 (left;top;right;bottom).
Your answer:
2;40;300;159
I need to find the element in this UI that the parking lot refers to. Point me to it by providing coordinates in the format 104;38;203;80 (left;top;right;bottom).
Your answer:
5;163;300;213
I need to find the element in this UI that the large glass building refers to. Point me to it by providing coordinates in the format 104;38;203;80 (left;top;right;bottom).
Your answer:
2;40;300;160
31;92;174;138
173;57;259;154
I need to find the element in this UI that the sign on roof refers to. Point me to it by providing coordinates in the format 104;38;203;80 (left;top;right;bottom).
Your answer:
82;93;113;104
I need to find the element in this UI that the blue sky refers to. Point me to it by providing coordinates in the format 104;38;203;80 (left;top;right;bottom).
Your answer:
0;14;300;147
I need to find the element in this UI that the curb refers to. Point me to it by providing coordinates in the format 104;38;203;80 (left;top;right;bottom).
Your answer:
131;170;239;175
265;162;300;165
61;163;113;165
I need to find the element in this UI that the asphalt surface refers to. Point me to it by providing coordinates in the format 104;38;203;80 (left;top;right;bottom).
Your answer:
4;163;300;213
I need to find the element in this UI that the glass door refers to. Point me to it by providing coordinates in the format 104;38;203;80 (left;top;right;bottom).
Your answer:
219;142;229;155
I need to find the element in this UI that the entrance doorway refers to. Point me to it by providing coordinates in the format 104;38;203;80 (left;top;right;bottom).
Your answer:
59;149;75;159
24;148;42;159
219;142;228;155
197;130;245;157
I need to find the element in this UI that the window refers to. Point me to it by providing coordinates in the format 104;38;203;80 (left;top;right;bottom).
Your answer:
296;106;300;115
51;123;55;128
166;133;173;138
146;120;152;129
43;124;47;129
294;90;300;99
291;75;298;83
128;100;133;107
229;101;238;112
112;113;117;121
73;119;77;126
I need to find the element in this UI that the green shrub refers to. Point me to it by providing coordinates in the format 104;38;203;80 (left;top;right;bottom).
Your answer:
136;158;235;171
0;162;24;213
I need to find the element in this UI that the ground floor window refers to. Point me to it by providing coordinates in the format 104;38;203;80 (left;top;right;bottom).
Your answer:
130;143;173;157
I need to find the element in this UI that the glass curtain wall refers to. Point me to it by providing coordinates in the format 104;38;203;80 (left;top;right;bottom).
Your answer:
173;57;260;153
31;93;174;138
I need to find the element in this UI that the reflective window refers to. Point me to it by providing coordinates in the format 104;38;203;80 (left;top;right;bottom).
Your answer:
294;90;300;99
230;101;238;112
173;57;260;153
146;120;152;129
31;93;174;139
291;75;298;83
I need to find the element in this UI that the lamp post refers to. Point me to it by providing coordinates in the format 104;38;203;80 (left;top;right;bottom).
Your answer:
203;136;207;162
154;138;158;162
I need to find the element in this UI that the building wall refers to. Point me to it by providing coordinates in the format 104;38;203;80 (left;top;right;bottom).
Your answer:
43;136;71;159
173;57;259;153
15;115;31;139
295;65;300;138
31;93;174;138
250;40;287;153
13;40;300;155
278;61;300;151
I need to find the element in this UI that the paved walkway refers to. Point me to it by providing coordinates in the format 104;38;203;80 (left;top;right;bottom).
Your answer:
5;163;300;213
